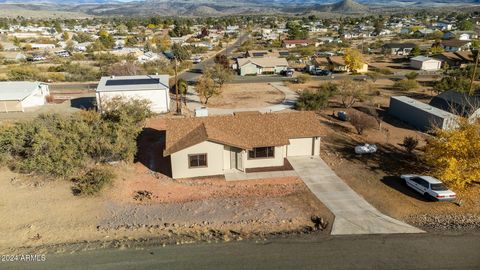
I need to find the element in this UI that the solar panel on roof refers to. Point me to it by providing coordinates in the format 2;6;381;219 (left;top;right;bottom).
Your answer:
105;78;160;86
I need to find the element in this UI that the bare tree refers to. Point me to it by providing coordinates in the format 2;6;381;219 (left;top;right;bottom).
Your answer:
337;78;373;108
403;136;419;154
195;74;220;105
366;106;382;130
349;111;377;135
107;61;145;76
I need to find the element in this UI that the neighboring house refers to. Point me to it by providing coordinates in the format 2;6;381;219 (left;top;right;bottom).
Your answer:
245;50;290;58
0;81;50;112
431;51;474;68
163;111;323;179
432;21;453;31
414;29;434;37
236;57;288;76
440;39;471;52
430;90;480;122
282;40;310;48
137;51;166;63
389;96;458;132
410;56;442;71
327;56;368;73
96;75;170;114
382;43;416;56
30;43;56;50
443;31;478;41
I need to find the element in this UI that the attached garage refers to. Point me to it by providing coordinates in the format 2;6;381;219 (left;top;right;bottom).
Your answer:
287;137;320;157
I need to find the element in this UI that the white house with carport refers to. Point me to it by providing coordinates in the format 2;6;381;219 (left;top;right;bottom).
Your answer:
96;75;170;114
410;56;442;71
0;81;50;112
164;111;323;179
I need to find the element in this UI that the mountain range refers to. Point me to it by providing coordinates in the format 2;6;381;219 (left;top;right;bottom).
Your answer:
0;0;479;17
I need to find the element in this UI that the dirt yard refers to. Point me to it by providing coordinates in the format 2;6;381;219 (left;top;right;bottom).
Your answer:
315;110;480;225
208;83;285;109
0;116;333;254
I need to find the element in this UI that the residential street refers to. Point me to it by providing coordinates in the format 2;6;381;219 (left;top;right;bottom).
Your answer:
179;32;250;83
5;233;480;270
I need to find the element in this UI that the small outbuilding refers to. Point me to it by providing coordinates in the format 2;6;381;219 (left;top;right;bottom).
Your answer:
389;96;458;132
0;81;50;112
96;75;170;114
410;56;442;71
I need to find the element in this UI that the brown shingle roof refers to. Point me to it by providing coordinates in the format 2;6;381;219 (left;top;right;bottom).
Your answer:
164;111;324;156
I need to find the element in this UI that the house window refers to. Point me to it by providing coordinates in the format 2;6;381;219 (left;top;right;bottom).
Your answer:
248;147;275;159
188;154;207;168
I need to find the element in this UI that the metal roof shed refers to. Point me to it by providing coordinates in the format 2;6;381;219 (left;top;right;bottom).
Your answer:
388;96;458;132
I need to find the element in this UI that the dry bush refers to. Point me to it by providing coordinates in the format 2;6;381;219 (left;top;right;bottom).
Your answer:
349;111;377;135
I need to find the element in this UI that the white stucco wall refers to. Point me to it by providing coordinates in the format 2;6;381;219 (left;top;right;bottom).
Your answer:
170;141;225;179
97;89;170;113
411;60;441;71
22;84;49;109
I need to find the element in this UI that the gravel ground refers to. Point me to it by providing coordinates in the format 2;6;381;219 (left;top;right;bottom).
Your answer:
408;214;480;232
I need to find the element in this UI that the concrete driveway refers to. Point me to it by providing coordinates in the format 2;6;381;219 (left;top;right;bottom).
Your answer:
288;156;424;235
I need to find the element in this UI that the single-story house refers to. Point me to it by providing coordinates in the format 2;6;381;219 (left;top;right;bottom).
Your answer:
30;43;56;50
443;31;478;41
414;29;434;37
0;52;26;62
382;43;416;56
410;56;442;71
429;90;480;122
282;40;311;49
440;40;471;52
327;56;368;73
431;51;474;68
245;50;290;58
389;96;458;132
236;57;288;76
96;75;170;114
0;81;50;112
163;111;323;179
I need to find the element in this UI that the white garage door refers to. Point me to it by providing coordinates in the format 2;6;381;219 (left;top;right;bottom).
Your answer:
287;138;313;156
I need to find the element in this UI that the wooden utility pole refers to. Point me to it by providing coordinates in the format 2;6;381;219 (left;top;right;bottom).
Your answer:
469;49;480;96
174;57;181;114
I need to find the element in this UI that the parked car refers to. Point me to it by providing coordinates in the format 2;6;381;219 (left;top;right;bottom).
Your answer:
280;68;294;77
401;175;456;201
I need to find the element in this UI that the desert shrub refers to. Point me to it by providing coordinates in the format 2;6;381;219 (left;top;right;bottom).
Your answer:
295;74;310;84
7;65;44;81
0;97;151;179
403;136;419;154
376;68;393;75
349;111;377;135
405;72;419;80
393;79;419;91
47;72;66;82
72;167;115;196
295;83;337;111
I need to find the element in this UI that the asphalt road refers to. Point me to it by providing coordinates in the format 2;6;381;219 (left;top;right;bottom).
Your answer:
179;32;250;83
4;233;480;270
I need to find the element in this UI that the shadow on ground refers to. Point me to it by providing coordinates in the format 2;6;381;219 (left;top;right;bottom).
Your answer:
135;128;171;177
70;97;96;110
381;176;431;202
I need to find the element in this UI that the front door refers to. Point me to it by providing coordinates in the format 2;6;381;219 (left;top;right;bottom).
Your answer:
230;147;244;171
236;150;243;171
